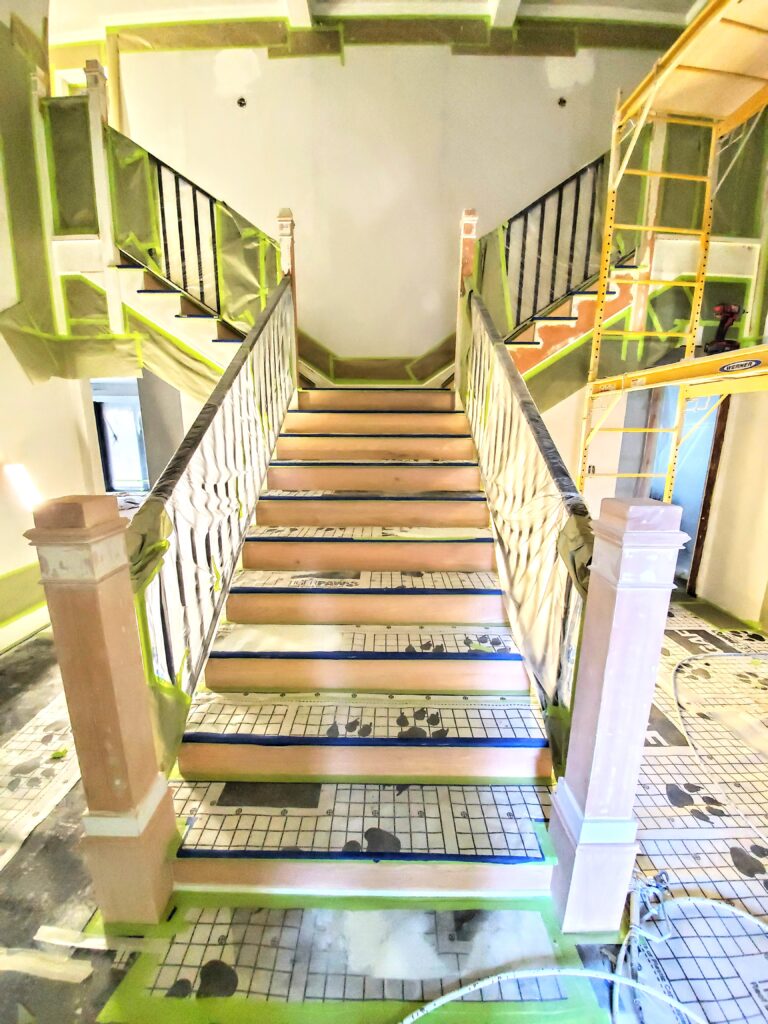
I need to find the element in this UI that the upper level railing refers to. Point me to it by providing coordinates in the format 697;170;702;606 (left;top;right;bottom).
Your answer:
460;290;590;714
476;154;607;340
126;277;296;767
105;127;282;331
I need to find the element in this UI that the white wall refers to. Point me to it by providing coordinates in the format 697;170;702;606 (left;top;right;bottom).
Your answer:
0;342;101;577
120;46;658;358
697;392;768;627
541;384;585;484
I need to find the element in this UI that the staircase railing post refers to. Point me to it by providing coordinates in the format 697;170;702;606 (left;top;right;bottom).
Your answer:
454;208;478;400
25;495;178;926
549;497;686;933
278;207;298;386
84;59;125;335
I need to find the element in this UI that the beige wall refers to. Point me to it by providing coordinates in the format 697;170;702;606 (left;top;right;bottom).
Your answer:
697;392;768;628
118;45;659;359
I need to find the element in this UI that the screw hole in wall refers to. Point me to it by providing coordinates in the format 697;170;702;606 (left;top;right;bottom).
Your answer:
237;97;247;108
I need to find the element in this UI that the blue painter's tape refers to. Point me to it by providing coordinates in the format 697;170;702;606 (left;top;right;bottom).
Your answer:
207;650;522;662
261;494;486;502
229;587;503;596
182;732;549;749
270;461;478;467
244;536;492;544
279;433;472;439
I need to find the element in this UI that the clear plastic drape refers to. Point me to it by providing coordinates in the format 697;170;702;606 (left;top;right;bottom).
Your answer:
126;280;296;769
462;292;590;712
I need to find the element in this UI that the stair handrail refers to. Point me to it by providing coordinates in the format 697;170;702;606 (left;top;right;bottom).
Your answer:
125;276;296;769
474;152;608;343
463;288;591;716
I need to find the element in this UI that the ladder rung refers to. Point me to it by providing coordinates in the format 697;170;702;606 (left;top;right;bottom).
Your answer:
613;224;704;236
600;330;689;338
623;169;709;183
650;115;717;129
609;278;693;287
587;472;667;479
597;427;676;433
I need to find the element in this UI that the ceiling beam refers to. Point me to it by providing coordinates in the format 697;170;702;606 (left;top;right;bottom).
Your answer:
488;0;521;28
286;0;313;28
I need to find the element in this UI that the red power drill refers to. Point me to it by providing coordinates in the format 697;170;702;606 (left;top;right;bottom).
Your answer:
704;303;742;355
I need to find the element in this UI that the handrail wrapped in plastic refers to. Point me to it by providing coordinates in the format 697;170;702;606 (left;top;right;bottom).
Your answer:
126;277;295;769
462;291;591;713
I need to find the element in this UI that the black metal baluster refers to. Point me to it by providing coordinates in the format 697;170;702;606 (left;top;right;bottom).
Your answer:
156;164;171;280
566;173;582;293
191;185;204;305
209;197;221;317
174;172;188;293
584;160;601;280
550;186;564;304
533;200;546;316
516;209;528;327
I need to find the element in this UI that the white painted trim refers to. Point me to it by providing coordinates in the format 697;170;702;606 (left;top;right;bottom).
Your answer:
517;3;686;27
36;532;128;584
552;779;638;846
83;773;169;837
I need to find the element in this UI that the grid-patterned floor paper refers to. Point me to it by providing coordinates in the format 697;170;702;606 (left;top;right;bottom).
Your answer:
98;900;607;1023
0;694;80;872
184;691;547;744
173;780;549;860
231;569;501;592
247;525;493;540
212;622;519;657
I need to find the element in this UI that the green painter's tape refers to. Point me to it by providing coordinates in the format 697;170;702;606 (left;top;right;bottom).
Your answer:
98;890;608;1023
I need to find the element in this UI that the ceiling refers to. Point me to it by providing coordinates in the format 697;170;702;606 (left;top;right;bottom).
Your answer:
48;0;710;52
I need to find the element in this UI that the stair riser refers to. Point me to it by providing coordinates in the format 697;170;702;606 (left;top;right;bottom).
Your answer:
284;412;468;435
256;500;489;528
243;540;496;572
267;465;482;493
226;592;507;625
276;436;475;460
178;743;552;784
174;859;552;899
299;390;455;411
204;657;529;694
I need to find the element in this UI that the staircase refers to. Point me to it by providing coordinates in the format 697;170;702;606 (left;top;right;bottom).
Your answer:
172;387;555;902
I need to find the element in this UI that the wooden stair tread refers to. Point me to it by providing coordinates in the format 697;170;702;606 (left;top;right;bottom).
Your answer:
183;691;547;746
246;525;493;541
173;778;550;864
230;569;502;594
260;490;486;501
211;622;519;660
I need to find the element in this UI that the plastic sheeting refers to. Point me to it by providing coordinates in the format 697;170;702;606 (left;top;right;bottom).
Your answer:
461;291;590;714
476;155;607;341
125;279;295;769
106;128;164;275
216;203;281;331
43;97;98;235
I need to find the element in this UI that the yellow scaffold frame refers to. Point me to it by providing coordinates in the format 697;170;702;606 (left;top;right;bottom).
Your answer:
578;0;768;503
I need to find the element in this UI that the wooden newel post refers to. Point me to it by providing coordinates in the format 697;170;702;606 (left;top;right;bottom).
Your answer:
278;208;298;386
454;208;479;401
25;496;178;925
549;497;687;933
